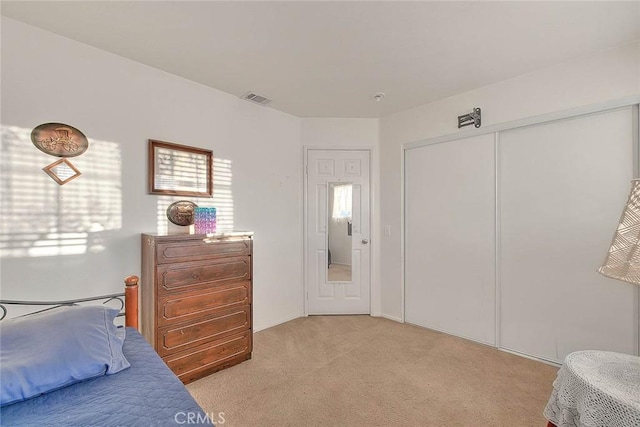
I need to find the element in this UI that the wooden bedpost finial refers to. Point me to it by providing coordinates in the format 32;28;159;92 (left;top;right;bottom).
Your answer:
124;275;139;330
125;275;139;287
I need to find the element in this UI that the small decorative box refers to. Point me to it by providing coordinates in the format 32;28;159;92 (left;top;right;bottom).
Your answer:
194;207;216;234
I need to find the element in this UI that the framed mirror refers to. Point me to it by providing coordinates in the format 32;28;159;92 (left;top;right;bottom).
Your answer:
327;182;352;282
149;139;213;197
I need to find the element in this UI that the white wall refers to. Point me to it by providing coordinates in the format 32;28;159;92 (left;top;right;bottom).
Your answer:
300;118;380;315
380;41;640;320
6;16;636;334
0;17;303;332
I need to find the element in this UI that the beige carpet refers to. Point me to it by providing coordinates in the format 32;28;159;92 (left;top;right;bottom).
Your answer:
328;264;352;282
187;316;558;427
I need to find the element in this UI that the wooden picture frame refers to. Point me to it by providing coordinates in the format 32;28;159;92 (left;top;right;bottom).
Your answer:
149;139;213;197
42;158;82;185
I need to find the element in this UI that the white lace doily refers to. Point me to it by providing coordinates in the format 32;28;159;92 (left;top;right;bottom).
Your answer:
544;350;640;427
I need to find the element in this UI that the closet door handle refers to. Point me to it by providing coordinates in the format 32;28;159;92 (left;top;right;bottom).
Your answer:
362;239;369;244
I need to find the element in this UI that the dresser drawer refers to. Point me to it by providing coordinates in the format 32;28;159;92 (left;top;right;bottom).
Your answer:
164;330;252;384
157;256;251;295
156;238;251;264
157;305;251;356
157;281;251;326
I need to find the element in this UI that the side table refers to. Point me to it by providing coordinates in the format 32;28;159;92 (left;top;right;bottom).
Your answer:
544;350;640;427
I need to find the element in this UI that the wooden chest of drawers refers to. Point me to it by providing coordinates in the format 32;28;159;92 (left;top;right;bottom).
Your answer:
141;232;253;384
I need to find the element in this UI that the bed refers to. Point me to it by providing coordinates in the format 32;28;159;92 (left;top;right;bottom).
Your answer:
0;276;213;426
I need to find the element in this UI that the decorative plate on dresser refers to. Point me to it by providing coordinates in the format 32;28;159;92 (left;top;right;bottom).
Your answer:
140;231;253;383
165;200;198;226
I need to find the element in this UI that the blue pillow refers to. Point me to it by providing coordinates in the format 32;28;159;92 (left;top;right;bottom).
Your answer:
0;305;130;406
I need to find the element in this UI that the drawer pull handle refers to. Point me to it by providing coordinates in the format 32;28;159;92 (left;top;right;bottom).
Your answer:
191;273;200;280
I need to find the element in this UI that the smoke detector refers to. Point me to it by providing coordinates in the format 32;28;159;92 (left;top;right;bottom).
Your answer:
241;92;272;106
371;92;385;102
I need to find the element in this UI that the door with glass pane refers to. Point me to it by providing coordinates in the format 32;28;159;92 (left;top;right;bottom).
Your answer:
305;149;371;314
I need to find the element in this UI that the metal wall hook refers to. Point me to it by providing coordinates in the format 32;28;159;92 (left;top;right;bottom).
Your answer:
458;107;481;128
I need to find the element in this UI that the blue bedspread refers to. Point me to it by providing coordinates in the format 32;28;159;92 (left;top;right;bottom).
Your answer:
1;328;212;426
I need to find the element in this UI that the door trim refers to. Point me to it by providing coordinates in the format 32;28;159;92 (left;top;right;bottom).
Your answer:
303;146;374;316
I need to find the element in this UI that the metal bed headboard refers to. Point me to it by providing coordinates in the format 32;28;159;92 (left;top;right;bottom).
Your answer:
0;275;140;328
0;293;126;322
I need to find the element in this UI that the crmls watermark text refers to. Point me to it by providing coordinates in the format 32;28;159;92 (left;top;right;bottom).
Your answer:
174;411;225;424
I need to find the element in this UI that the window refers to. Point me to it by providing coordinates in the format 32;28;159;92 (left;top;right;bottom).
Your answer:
331;184;352;219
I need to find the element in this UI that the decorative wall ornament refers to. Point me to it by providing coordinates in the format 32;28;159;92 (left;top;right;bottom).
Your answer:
31;122;89;157
166;200;198;226
42;158;82;185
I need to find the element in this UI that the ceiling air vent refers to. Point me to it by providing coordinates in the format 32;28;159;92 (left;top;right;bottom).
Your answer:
241;92;272;106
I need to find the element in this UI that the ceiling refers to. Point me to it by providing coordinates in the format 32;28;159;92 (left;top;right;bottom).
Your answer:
2;1;639;118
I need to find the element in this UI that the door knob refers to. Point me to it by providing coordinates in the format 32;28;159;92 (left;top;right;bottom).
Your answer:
362;239;369;244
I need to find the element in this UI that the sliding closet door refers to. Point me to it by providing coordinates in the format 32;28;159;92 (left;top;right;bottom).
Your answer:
499;107;637;363
405;134;496;345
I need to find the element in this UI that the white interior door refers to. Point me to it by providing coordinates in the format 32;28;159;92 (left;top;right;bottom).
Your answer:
306;149;371;314
404;134;496;345
499;107;637;362
403;105;638;364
